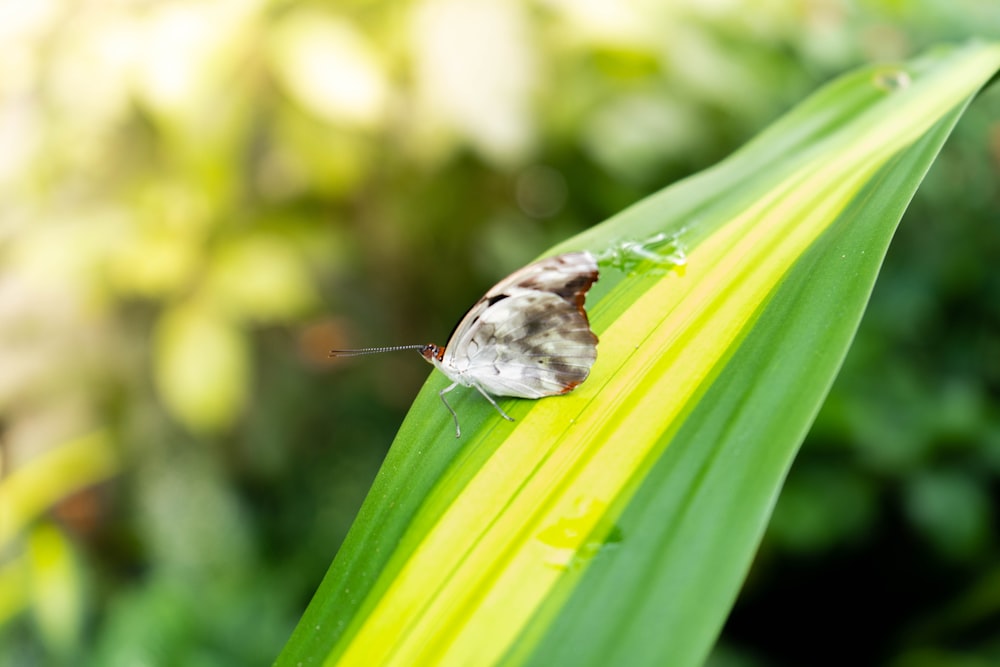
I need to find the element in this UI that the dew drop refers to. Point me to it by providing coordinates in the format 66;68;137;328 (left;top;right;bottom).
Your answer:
872;68;911;92
536;497;624;570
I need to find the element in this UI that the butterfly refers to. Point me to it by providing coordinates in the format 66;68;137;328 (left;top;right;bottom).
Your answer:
332;251;599;437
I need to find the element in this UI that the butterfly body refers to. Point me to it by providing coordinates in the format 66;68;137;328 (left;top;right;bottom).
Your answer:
420;252;599;435
332;251;599;437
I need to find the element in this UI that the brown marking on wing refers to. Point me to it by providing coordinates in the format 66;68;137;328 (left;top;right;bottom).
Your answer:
564;269;599;319
553;254;597;316
556;379;582;394
515;261;598;320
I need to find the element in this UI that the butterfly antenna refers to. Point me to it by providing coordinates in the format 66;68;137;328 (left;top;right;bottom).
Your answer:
330;344;424;358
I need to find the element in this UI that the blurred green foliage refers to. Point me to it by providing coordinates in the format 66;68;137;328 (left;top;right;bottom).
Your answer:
0;0;997;665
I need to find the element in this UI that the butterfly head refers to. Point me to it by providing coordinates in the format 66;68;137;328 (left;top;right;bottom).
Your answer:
420;343;445;363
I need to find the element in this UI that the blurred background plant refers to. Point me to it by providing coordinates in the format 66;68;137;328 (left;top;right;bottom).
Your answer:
0;0;997;665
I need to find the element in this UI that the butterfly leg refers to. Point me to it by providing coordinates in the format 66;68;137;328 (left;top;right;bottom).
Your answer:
439;382;462;438
471;383;515;423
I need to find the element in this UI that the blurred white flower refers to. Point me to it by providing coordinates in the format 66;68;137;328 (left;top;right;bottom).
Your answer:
270;10;390;128
410;0;539;165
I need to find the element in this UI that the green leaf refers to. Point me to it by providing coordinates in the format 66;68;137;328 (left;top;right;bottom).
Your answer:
276;42;1000;666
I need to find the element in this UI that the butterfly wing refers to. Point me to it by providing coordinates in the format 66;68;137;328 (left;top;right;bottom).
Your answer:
442;252;599;398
